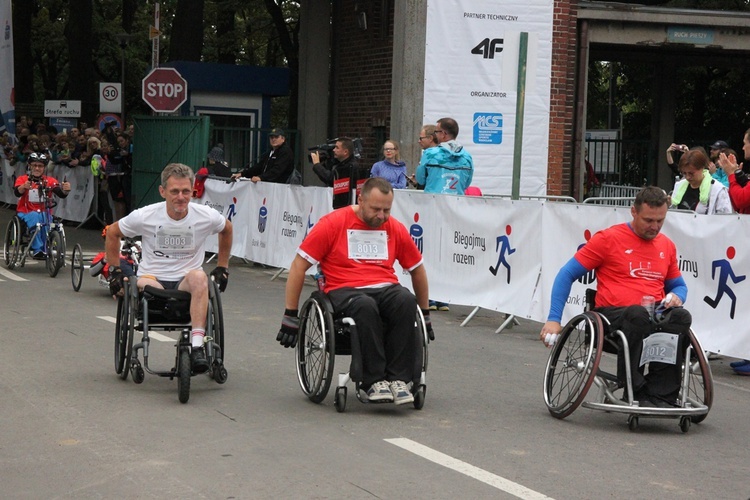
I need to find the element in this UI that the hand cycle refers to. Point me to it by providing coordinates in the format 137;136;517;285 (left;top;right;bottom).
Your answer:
3;179;67;277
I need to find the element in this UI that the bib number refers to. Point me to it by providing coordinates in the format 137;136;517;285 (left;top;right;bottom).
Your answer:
639;332;679;366
347;230;387;260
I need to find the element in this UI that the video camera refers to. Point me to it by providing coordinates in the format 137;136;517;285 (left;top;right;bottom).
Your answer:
307;137;365;164
308;140;337;164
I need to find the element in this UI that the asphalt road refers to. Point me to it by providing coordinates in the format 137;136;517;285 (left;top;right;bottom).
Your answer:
1;205;749;499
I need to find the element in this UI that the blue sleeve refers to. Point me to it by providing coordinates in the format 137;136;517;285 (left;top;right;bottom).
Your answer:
547;258;589;322
665;276;688;304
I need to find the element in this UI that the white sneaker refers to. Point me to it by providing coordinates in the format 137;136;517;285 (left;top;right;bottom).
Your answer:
366;380;394;402
390;380;414;405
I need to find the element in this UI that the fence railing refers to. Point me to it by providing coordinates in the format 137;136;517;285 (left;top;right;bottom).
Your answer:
585;138;653;186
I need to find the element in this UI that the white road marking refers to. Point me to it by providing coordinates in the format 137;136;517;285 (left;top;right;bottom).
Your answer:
96;316;176;342
0;267;29;281
385;438;554;499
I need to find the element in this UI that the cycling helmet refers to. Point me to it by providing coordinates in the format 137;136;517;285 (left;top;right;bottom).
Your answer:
28;152;48;165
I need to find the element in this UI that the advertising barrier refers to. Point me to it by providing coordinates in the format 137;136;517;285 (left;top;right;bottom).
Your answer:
201;179;750;360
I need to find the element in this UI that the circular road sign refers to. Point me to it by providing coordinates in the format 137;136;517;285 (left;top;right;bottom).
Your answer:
141;67;188;113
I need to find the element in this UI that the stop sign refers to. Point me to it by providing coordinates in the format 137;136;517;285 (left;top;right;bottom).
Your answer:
141;67;188;113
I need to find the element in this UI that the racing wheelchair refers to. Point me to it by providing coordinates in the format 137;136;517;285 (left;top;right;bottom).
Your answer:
543;290;713;432
115;278;227;404
70;237;141;292
3;185;66;277
295;290;430;413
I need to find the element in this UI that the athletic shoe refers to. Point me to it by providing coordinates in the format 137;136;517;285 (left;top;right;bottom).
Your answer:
33;251;46;260
438;305;450;312
366;380;394;402
428;300;438;311
734;362;750;376
390;380;414;405
191;347;210;374
729;359;750;369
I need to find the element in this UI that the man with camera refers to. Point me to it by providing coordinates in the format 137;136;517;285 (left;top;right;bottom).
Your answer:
231;128;294;184
310;137;367;209
718;128;750;214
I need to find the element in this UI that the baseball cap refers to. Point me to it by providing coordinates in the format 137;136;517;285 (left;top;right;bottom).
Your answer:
710;140;729;150
269;128;285;137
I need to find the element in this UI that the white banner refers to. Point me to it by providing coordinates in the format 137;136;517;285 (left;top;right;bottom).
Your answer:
424;0;553;196
197;179;332;270
0;0;13;134
199;179;750;360
0;158;25;204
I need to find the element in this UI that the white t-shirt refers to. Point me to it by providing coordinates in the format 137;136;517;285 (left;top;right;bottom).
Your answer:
118;201;226;281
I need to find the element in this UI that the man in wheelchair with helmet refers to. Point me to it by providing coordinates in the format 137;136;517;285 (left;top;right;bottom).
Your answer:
106;163;233;374
540;186;691;408
277;177;434;405
14;152;71;259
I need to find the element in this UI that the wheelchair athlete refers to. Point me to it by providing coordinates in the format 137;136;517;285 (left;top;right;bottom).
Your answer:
540;186;691;408
13;152;71;259
106;163;233;374
278;177;435;405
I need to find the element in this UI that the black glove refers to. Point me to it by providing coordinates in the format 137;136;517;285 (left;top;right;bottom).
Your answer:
210;266;229;292
277;309;299;348
108;266;125;297
422;309;435;341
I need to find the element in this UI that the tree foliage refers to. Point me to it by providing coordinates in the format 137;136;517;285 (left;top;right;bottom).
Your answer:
13;0;299;126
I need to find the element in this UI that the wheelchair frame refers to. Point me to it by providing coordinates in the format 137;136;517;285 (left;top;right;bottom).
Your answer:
543;310;713;432
114;279;227;403
295;290;429;413
4;186;67;276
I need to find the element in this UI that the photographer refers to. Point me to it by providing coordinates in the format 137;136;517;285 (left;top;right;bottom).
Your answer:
718;128;750;214
311;137;367;209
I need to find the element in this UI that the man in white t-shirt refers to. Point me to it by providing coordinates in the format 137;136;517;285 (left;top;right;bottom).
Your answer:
105;163;233;373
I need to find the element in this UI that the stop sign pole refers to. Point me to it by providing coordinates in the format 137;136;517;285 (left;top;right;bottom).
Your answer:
141;67;188;113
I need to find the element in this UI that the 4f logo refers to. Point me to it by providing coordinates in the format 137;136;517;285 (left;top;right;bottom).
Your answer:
471;38;503;59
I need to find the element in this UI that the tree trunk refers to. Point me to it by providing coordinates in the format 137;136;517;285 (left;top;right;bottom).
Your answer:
65;0;96;122
263;0;299;128
12;0;35;104
168;0;205;62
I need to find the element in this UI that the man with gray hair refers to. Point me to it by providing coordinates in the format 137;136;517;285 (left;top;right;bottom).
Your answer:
105;163;233;373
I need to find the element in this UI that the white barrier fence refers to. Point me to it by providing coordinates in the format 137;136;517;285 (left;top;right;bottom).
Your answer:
1;158;95;222
200;179;750;360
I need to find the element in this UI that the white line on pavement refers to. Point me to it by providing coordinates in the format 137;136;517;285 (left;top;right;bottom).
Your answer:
0;267;29;281
96;316;175;342
384;438;554;500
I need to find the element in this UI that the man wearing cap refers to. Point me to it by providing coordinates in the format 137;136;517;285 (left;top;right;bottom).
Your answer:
232;128;294;183
708;140;730;187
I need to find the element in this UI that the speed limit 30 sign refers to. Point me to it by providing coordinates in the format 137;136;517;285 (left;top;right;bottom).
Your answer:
99;82;122;113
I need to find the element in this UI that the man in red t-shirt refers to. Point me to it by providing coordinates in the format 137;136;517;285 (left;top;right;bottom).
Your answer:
277;177;433;405
540;186;691;408
14;152;71;259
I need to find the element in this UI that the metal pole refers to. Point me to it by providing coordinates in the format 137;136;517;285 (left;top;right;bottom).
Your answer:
512;32;528;200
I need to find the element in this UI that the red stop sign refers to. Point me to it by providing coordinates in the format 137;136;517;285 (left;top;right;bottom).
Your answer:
141;67;188;112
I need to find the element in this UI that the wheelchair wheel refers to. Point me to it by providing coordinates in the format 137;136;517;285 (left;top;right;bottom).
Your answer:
4;217;21;269
46;230;65;277
178;347;191;404
416;307;429;372
71;244;84;291
684;329;713;424
209;281;225;360
543;312;604;419
296;293;335;404
116;282;138;380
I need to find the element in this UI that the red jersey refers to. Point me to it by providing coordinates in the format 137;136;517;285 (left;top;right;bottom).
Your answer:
574;223;681;307
298;206;423;293
14;175;61;213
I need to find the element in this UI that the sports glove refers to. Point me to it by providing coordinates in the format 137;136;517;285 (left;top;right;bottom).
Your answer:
210;266;229;292
421;309;435;341
108;266;125;297
277;309;299;348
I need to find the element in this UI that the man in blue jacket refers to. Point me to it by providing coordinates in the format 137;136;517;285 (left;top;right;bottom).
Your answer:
415;117;473;195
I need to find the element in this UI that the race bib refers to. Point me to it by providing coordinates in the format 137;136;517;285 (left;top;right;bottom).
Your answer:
347;230;388;260
639;332;679;366
27;187;42;203
155;225;195;255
